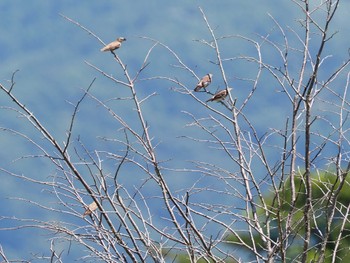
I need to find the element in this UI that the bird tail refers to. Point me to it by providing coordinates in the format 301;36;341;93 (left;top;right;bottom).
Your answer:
100;47;108;52
206;98;213;102
83;209;91;217
194;86;202;92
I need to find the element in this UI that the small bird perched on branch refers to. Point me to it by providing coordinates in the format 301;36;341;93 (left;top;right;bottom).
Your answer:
83;201;98;217
206;87;232;102
194;74;213;92
100;37;126;52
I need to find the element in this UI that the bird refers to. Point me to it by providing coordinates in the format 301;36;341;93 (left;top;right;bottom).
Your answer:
194;74;213;92
83;201;98;217
100;37;126;52
206;88;232;102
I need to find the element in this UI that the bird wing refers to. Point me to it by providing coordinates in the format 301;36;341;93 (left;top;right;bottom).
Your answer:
194;75;211;91
101;41;121;52
206;90;227;102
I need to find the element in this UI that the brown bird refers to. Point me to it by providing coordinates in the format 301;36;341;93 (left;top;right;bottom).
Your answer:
194;74;213;92
206;88;232;102
100;37;126;52
83;201;98;217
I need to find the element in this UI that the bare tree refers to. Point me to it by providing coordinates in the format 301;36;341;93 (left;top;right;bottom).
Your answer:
1;0;350;262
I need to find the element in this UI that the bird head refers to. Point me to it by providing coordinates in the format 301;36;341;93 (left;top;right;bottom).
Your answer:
117;37;126;42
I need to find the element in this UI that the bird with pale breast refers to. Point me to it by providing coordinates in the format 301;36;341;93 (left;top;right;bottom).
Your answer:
83;201;98;217
100;37;126;52
206;88;232;102
194;73;213;92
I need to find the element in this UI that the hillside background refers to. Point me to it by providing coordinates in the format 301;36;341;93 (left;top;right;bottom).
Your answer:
0;0;349;260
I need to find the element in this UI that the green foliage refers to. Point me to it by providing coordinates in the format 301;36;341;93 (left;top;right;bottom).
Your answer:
225;172;350;262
